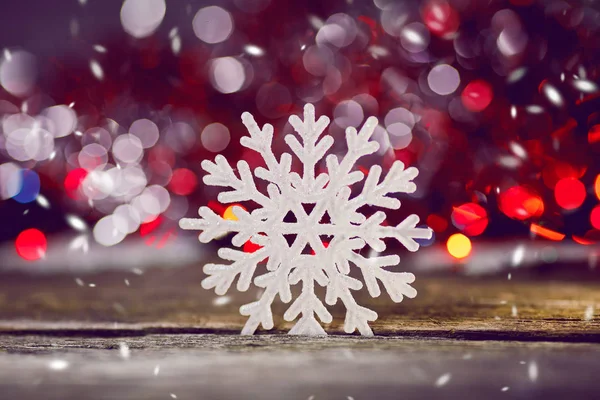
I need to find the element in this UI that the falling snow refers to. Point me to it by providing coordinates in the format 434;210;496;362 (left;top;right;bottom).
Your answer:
435;373;451;387
48;359;69;371
180;104;431;336
584;305;594;321
119;342;131;359
528;361;538;382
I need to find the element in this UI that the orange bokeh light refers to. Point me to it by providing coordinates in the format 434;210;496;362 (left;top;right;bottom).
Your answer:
530;223;565;241
223;204;246;221
498;186;544;220
447;233;472;259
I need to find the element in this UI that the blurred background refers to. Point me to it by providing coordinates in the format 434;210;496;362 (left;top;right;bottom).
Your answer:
0;0;599;281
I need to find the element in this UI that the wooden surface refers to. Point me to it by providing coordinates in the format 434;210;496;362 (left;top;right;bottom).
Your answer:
0;265;598;340
1;334;600;399
0;264;599;399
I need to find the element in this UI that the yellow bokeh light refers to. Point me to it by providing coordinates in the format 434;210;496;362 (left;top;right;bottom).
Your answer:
223;204;246;221
447;233;472;259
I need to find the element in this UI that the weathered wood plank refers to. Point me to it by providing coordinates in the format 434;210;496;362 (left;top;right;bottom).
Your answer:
1;335;600;400
0;265;598;340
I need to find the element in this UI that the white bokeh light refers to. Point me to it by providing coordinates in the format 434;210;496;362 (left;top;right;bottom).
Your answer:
0;162;22;199
316;13;357;48
210;57;245;94
387;123;413;150
112;134;144;164
82;169;114;200
303;45;334;77
192;6;233;44
110;165;147;199
427;64;460;95
42;105;77;138
82;127;113;148
120;0;166;38
78;143;108;171
400;22;430;53
6;127;54;161
129;119;159;149
113;204;142;234
3;113;35;134
384;107;415;129
333;100;364;129
0;50;37;97
201;123;230;153
94;214;127;246
164;122;195;153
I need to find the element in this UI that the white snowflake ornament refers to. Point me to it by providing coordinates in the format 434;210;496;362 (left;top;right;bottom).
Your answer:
180;104;432;336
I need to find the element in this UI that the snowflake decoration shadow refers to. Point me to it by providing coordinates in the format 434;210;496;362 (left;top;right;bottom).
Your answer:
180;104;432;336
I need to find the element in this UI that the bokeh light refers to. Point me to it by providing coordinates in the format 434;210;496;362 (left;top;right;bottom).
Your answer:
13;169;40;204
93;215;127;247
0;50;37;97
120;0;166;38
15;228;47;261
427;64;460;95
554;178;586;210
42;105;76;138
64;168;88;199
0;162;22;200
201;123;231;153
192;6;233;44
169;168;197;196
422;1;459;39
451;203;488;236
461;80;493;112
210;57;246;94
447;233;472;259
499;186;544;220
590;206;600;230
223;204;245;221
129;119;159;149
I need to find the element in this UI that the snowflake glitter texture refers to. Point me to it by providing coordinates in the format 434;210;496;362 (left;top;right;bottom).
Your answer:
180;104;432;336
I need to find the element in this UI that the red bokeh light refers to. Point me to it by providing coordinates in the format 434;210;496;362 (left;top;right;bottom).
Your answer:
542;161;586;189
461;80;493;112
498;186;544;220
590;206;600;230
595;175;600;201
451;203;488;236
15;229;47;261
422;1;459;38
243;239;263;253
169;168;198;196
426;214;448;233
64;168;88;199
554;178;586;210
588;125;600;145
140;215;163;236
